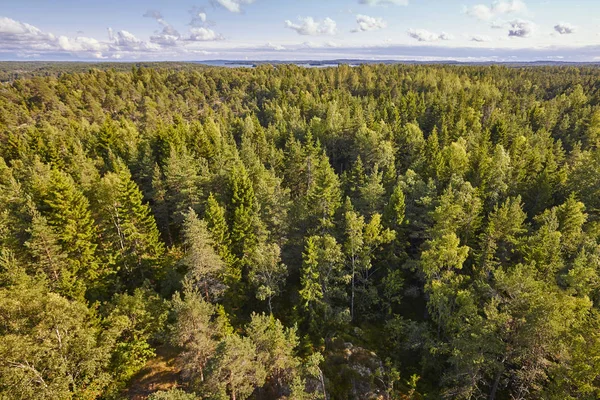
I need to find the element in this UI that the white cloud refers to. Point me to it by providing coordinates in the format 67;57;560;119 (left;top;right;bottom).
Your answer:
150;34;180;46
212;0;255;13
508;19;535;38
303;41;339;49
285;17;337;36
57;36;106;52
554;22;575;35
109;29;160;52
466;0;526;21
471;35;492;42
468;5;494;21
493;0;526;14
353;14;387;32
112;30;140;47
189;7;210;27
265;42;285;51
0;16;55;47
188;27;224;41
0;16;166;59
144;9;181;46
407;29;452;42
359;0;409;5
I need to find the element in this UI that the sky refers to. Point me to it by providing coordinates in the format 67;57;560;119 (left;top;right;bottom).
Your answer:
1;0;600;62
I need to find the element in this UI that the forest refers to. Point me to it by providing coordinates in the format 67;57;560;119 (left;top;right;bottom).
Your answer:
1;63;600;399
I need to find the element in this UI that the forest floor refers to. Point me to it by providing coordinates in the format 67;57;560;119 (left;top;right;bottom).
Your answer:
124;346;182;399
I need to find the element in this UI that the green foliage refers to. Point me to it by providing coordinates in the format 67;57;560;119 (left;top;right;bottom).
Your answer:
0;266;113;399
4;63;600;399
248;242;287;314
182;209;226;302
300;235;349;333
305;153;342;233
105;286;169;387
147;389;199;400
110;165;165;289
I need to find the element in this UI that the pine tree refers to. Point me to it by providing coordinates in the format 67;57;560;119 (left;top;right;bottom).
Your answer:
172;288;222;385
206;334;267;400
344;210;395;320
25;208;80;297
246;313;300;394
182;209;226;302
299;236;323;311
478;196;527;275
151;163;172;245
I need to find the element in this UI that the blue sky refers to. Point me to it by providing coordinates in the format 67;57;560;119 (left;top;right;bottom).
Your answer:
1;0;599;61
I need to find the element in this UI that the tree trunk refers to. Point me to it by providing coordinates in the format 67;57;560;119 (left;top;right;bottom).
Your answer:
489;366;504;400
351;255;355;321
320;369;327;400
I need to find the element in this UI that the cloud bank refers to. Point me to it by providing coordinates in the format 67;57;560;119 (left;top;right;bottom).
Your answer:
407;29;452;42
353;14;387;32
285;17;337;36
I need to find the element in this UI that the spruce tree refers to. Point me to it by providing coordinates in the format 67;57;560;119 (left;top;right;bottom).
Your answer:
114;165;165;287
228;163;259;262
42;169;99;289
205;193;236;275
305;153;342;233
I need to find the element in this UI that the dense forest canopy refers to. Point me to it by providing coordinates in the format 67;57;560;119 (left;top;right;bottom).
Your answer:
2;63;600;399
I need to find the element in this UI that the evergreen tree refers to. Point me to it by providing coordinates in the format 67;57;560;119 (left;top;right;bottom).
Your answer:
299;235;348;332
182;209;226;302
246;313;301;394
228;163;259;263
305;153;342;233
99;165;165;288
172;288;223;385
162;146;206;235
206;334;267;400
358;164;386;216
24;209;78;297
42;169;99;292
383;181;406;231
204;193;236;282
